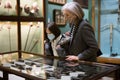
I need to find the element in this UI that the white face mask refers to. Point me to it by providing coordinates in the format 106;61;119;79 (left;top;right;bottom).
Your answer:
47;34;55;41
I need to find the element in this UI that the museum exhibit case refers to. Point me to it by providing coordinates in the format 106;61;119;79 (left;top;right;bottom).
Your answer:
0;0;45;64
0;0;17;16
89;0;120;64
100;0;120;58
0;55;119;80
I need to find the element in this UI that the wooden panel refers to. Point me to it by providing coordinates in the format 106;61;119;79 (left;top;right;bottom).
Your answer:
97;57;120;64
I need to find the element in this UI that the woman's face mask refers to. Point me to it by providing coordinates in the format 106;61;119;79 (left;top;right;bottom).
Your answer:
47;33;55;41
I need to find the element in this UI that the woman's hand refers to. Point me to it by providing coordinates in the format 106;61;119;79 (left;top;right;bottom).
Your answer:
66;55;79;61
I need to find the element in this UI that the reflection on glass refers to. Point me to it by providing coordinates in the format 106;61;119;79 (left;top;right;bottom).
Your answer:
21;22;44;55
0;53;18;64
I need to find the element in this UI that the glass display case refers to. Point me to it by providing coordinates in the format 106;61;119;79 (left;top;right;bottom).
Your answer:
0;0;17;16
90;0;120;64
100;0;120;58
0;55;119;80
20;0;44;17
21;22;44;53
0;0;45;62
0;22;18;53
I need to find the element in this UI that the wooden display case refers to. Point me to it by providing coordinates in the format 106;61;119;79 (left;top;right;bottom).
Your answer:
20;0;44;18
89;0;120;64
0;56;119;80
0;0;45;62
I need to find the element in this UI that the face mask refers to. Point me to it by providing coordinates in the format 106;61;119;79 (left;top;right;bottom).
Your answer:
47;34;55;41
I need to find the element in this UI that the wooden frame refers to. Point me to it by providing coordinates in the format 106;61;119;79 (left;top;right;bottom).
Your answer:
73;0;88;9
48;0;66;5
53;9;66;26
0;0;17;16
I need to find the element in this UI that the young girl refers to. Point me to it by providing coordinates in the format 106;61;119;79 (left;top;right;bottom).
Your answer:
45;22;66;57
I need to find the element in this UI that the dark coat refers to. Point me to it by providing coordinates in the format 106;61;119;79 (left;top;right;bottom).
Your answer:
69;20;99;62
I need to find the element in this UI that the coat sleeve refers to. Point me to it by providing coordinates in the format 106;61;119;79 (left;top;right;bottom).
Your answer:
44;41;53;56
78;25;99;60
56;46;67;57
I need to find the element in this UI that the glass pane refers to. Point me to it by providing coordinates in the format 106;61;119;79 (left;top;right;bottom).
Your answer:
100;0;120;57
0;21;18;53
21;22;44;55
20;0;44;18
0;0;17;16
1;56;117;80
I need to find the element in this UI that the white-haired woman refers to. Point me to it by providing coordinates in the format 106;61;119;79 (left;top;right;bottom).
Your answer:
61;2;99;62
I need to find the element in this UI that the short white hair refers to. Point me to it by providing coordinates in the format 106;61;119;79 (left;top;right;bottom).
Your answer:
62;2;84;20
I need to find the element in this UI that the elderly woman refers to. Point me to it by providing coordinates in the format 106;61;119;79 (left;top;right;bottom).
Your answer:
61;2;99;62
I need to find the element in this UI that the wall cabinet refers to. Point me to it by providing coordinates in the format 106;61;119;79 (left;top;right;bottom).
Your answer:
0;0;45;63
89;0;120;64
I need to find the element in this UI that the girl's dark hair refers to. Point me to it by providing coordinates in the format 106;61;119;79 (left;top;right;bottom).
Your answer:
47;22;61;40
